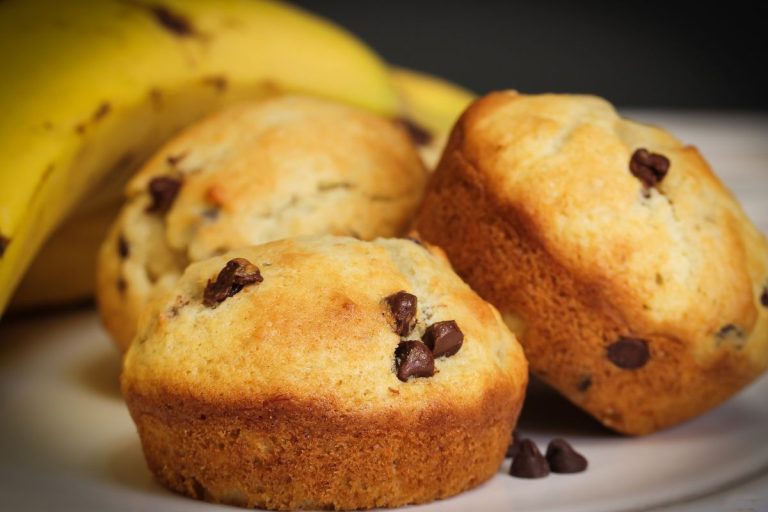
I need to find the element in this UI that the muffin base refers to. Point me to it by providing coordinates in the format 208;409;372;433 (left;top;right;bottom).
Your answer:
124;382;522;510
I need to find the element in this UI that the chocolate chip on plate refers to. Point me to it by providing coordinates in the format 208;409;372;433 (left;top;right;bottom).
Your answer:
629;148;670;188
422;320;464;357
545;438;588;474
203;257;263;307
146;176;182;214
385;291;418;336
506;429;521;458
509;439;550;479
606;337;649;369
394;340;434;382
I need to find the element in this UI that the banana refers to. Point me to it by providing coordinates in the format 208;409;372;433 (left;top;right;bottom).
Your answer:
392;68;475;169
9;66;475;311
0;0;400;316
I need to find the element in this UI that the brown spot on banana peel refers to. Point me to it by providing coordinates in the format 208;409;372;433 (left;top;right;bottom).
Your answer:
149;88;163;110
202;75;228;92
148;4;196;37
74;101;111;135
30;164;56;203
92;102;111;121
0;234;9;257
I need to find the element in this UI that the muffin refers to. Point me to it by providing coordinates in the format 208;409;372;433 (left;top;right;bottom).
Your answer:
97;95;427;350
121;236;527;510
414;91;768;435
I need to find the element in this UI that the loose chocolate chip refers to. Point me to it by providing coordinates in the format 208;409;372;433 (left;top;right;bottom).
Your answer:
150;5;195;37
629;148;670;188
385;291;418;336
146;176;182;214
545;438;588;474
422;320;464;358
203;258;263;307
509;439;550;479
606;337;649;370
577;376;592;392
761;286;768;308
0;234;9;257
506;429;521;458
397;118;433;146
394;340;434;382
117;235;129;258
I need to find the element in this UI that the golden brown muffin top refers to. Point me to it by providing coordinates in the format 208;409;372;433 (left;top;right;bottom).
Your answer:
454;91;768;366
98;95;428;350
122;237;527;413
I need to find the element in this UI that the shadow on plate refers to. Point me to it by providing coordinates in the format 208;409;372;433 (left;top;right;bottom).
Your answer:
517;376;616;438
103;436;166;495
75;348;122;400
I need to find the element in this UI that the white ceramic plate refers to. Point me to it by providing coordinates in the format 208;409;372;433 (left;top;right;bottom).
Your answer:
0;310;767;512
1;113;768;511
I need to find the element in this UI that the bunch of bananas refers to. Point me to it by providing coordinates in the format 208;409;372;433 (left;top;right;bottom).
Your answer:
0;0;474;314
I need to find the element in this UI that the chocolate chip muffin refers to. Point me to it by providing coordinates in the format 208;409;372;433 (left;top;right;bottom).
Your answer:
121;236;527;510
97;95;427;350
414;91;768;435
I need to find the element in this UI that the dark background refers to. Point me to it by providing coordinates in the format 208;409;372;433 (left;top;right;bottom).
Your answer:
292;1;768;109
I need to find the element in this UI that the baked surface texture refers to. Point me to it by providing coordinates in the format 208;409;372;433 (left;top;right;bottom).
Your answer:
414;91;768;435
122;236;527;510
97;95;427;350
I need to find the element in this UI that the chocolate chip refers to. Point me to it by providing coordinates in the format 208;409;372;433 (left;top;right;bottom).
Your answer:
203;258;263;307
150;5;195;37
385;291;418;336
761;286;768;308
394;340;434;382
545;438;588;474
0;234;9;257
146;176;182;214
630;148;670;188
506;429;521;458
118;235;129;258
422;320;464;358
509;439;549;479
715;324;745;347
397;118;433;146
717;324;743;338
577;376;592;392
117;278;127;293
606;337;649;369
